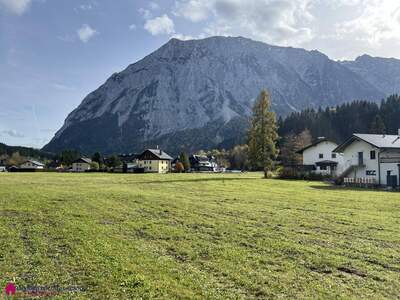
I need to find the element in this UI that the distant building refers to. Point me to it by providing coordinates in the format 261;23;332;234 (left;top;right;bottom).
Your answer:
189;155;218;172
72;158;92;172
297;138;344;176
119;153;140;173
19;160;45;170
138;149;172;173
334;132;400;187
0;166;6;172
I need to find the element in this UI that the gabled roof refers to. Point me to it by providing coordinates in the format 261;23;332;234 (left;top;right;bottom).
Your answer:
139;149;173;160
22;160;45;166
334;134;400;153
190;155;210;162
73;157;92;164
296;138;337;154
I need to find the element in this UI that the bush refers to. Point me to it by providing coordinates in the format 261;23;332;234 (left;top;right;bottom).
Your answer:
278;167;331;181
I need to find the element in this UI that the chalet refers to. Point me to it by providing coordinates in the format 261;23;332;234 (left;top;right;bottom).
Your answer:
138;149;172;173
19;160;45;170
72;158;92;172
297;138;344;176
334;132;400;187
189;155;218;172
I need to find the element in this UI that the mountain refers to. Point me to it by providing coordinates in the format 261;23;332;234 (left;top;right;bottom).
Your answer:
341;54;400;96
43;36;394;155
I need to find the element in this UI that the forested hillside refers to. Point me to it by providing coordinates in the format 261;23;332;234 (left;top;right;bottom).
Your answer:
278;95;400;143
0;143;53;160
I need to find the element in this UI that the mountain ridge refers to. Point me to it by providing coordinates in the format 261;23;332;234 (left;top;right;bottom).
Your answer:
43;36;400;155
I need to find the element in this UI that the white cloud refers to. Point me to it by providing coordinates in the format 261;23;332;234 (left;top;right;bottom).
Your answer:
172;33;195;40
138;8;152;19
336;0;400;47
0;0;31;15
79;4;93;11
144;14;175;36
174;0;212;22
174;0;314;46
129;24;137;30
77;24;98;43
1;129;24;138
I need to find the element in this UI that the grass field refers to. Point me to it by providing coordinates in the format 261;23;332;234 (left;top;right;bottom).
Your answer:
0;172;399;299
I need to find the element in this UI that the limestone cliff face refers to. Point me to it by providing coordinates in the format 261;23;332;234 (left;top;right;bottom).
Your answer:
43;36;387;155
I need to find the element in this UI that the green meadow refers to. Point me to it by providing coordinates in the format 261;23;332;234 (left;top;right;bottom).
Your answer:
0;172;399;299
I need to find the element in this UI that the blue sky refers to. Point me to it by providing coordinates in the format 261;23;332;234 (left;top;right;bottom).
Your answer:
1;0;400;148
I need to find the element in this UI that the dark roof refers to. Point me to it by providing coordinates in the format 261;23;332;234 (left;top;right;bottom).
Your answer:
296;138;337;154
119;153;140;162
139;149;173;160
190;155;210;162
334;134;400;153
73;157;92;164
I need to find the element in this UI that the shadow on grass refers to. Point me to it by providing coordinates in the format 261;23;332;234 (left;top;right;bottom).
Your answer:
135;177;260;184
310;185;392;193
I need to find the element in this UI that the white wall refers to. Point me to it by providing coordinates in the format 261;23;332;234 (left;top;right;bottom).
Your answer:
20;162;44;169
138;160;171;173
342;140;400;185
302;141;344;174
72;162;91;172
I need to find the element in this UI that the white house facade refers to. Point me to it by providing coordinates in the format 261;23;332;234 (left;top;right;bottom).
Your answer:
334;133;400;187
20;160;45;170
72;158;92;172
297;138;344;176
138;149;172;173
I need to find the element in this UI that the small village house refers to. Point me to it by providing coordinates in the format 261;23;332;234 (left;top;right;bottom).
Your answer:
189;155;218;172
334;132;400;187
118;153;140;173
72;158;92;172
19;159;45;170
138;149;172;173
297;138;344;176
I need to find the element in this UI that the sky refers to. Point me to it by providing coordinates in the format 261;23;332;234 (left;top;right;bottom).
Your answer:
1;0;400;149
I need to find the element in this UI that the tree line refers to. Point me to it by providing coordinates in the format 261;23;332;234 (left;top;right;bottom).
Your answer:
278;94;400;143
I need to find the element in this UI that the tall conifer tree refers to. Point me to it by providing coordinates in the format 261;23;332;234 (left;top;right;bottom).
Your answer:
247;90;279;177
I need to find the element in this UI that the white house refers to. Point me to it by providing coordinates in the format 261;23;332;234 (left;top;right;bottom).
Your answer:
72;158;92;172
334;133;400;187
297;138;344;176
138;149;172;173
20;160;45;170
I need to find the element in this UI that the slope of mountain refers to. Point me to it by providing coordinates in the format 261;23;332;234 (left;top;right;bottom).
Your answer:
341;54;400;96
43;36;391;155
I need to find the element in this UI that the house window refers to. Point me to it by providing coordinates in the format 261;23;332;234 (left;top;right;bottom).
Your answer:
370;151;376;160
331;153;337;159
320;166;327;170
319;153;324;159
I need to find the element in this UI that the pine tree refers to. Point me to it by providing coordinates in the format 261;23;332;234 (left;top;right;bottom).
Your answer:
179;152;191;172
247;90;279;177
369;115;386;134
92;152;103;165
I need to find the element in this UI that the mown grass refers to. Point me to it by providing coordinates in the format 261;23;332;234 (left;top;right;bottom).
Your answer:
0;172;399;299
